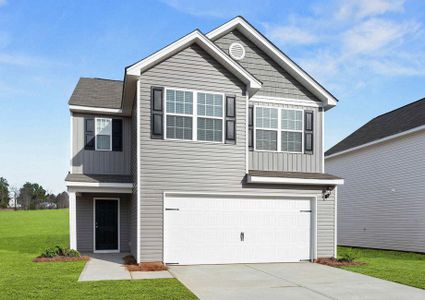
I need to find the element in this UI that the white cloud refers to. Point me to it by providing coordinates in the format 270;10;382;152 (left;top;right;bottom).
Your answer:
336;0;405;20
342;18;420;55
268;25;318;45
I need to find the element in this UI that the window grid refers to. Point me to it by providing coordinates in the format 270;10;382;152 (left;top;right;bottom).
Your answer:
95;118;112;151
254;106;304;153
164;88;225;143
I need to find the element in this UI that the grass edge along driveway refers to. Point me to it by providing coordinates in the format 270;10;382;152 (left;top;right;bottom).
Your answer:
0;209;197;299
338;246;425;290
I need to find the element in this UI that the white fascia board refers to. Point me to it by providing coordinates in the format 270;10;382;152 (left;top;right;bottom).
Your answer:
126;30;261;93
69;105;123;114
325;124;425;159
65;181;133;193
250;95;321;108
247;175;344;186
207;17;337;108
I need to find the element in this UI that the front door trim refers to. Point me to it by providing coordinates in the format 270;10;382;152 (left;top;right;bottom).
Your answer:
93;197;120;253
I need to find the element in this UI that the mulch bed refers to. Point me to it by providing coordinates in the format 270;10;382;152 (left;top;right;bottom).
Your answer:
123;255;168;272
315;257;366;267
33;256;90;263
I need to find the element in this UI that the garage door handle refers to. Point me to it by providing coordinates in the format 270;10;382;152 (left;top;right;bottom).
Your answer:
240;232;244;242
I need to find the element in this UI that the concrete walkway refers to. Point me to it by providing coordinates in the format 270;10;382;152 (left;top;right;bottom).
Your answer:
78;253;172;282
170;262;425;300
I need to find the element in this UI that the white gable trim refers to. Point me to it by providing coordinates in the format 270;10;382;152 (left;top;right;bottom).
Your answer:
207;17;338;108
126;30;262;96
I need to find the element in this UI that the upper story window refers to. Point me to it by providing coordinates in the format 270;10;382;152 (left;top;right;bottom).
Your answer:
159;88;230;143
95;118;112;151
255;107;278;151
197;93;223;142
166;90;193;140
84;117;122;152
254;106;307;153
281;109;303;152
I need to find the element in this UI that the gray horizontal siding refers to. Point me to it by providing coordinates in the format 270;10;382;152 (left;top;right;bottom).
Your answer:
71;113;131;175
249;101;323;172
213;30;319;101
76;193;131;252
326;130;425;253
138;43;335;261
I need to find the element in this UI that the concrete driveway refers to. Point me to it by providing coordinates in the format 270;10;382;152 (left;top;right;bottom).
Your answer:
169;262;425;300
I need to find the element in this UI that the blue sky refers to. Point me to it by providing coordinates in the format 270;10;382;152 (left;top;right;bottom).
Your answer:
1;0;424;193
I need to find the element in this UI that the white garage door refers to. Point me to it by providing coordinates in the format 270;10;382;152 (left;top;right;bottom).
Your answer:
164;196;312;265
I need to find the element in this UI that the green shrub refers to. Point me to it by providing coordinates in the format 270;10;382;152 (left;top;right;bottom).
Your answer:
340;248;358;262
39;246;81;258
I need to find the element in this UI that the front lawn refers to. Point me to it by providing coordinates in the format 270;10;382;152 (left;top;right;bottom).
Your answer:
338;246;425;289
0;209;197;299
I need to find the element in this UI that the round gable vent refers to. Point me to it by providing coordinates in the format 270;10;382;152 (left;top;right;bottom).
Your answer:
229;42;245;60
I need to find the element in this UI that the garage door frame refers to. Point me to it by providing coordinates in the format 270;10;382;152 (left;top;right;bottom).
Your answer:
163;192;318;264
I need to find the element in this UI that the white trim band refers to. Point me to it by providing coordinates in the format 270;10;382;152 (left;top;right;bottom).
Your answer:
65;181;133;188
69;105;123;114
247;175;344;186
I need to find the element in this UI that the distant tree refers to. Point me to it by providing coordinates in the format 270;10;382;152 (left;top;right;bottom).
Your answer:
56;192;69;209
9;186;19;210
0;177;10;208
17;182;47;210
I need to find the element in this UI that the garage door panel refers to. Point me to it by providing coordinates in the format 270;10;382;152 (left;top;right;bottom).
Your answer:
164;196;312;265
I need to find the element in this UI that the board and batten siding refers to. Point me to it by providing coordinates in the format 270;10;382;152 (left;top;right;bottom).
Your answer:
326;130;425;253
76;193;131;252
249;100;323;172
71;113;131;175
213;30;319;101
138;43;335;261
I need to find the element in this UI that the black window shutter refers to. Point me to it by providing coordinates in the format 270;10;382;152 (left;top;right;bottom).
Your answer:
151;87;164;139
112;119;123;151
248;106;254;150
304;111;314;154
225;96;236;144
84;118;95;150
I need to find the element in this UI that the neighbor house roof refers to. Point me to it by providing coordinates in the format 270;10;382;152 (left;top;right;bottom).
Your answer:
68;77;123;109
326;97;425;157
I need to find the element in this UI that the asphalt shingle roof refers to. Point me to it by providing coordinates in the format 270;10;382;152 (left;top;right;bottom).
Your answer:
326;97;425;156
68;77;123;109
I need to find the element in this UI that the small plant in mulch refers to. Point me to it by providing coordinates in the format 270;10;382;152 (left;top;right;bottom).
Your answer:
316;249;365;267
122;255;168;272
33;245;89;262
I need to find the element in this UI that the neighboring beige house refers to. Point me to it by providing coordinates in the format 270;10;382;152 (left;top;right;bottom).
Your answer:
326;97;425;253
65;16;343;265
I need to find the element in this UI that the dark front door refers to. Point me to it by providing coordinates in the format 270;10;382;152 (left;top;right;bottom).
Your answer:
95;199;119;251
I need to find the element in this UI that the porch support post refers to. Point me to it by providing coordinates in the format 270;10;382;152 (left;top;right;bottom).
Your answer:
69;192;77;250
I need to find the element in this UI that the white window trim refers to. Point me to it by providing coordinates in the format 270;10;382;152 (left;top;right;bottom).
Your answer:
254;106;279;152
253;105;305;153
93;197;120;253
94;117;112;151
163;87;225;144
281;108;304;154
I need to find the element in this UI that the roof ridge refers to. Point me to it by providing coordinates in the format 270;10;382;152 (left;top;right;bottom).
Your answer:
370;97;425;121
90;77;123;82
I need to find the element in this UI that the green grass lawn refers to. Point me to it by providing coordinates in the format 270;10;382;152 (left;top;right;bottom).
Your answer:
338;246;425;289
0;209;197;299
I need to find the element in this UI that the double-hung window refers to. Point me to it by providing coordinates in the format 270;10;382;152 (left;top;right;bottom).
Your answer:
281;109;303;152
254;107;304;153
163;88;225;142
255;107;278;151
95;118;112;151
165;89;193;140
197;92;223;142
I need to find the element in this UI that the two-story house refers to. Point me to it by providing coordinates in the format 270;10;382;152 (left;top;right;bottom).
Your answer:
65;16;343;265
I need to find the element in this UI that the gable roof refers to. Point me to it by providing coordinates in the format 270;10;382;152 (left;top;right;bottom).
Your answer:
68;77;123;109
207;16;338;109
125;30;262;94
326;97;425;157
